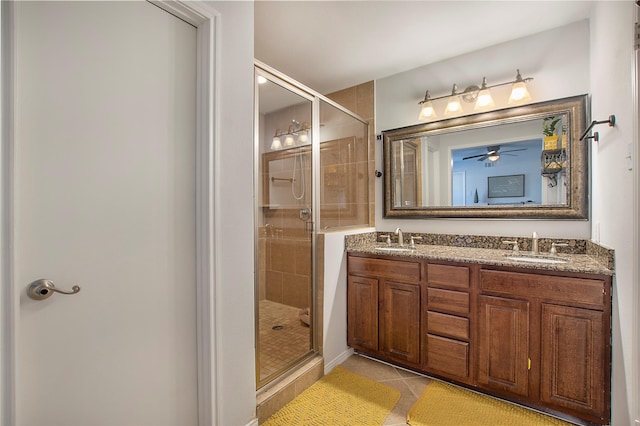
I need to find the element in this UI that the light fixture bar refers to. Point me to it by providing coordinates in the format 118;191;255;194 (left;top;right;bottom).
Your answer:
418;69;533;106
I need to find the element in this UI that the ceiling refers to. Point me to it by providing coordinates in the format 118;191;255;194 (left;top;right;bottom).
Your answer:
255;1;593;95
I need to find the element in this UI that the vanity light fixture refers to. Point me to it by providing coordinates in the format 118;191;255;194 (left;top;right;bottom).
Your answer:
270;120;310;150
444;84;463;115
508;69;532;104
418;91;436;120
474;77;495;110
418;69;533;120
271;129;282;150
283;125;296;147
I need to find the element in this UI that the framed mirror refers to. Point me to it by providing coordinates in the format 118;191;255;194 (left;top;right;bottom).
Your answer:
383;95;589;219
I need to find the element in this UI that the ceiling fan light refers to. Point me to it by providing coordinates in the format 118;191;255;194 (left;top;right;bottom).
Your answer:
488;153;500;162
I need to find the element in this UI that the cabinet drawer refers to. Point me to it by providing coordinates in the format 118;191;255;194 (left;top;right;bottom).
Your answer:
428;263;470;290
426;334;469;379
480;269;605;308
348;255;422;282
427;311;469;340
427;288;469;315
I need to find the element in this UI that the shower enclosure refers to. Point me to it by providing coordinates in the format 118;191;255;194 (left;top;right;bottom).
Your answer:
255;62;370;388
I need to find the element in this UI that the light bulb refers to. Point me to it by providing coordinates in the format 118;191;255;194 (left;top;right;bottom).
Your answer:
509;82;531;103
474;78;494;110
297;132;309;144
418;102;436;120
271;136;282;150
444;97;463;114
418;91;437;120
508;70;531;104
444;84;463;115
284;134;295;147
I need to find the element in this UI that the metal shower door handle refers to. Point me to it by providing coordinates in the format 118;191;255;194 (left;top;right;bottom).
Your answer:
27;279;81;300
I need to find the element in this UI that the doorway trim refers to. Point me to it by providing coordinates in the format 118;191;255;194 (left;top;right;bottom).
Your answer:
0;1;220;424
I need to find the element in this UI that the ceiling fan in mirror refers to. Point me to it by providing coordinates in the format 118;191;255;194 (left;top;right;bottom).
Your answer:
462;145;527;162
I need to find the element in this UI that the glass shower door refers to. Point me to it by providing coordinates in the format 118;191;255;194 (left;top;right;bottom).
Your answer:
255;69;316;388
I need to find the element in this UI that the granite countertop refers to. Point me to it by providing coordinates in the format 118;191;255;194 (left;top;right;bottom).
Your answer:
345;232;614;276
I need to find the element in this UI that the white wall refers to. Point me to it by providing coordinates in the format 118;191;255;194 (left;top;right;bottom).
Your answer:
321;228;374;372
375;20;591;239
588;3;637;425
211;2;257;425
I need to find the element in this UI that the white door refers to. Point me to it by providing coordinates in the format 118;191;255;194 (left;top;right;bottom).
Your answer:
14;2;198;424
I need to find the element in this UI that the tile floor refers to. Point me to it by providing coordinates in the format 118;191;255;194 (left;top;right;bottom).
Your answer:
339;353;431;426
258;300;311;380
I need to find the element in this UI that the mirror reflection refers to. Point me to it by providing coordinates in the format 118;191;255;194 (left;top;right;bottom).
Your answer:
383;95;588;219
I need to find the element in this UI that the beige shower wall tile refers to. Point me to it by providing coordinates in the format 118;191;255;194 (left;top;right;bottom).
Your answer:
265;270;283;303
326;87;356;113
294;242;311;276
356;81;374;119
282;273;311;309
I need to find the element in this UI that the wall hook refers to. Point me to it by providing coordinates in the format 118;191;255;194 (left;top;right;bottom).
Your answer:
579;115;615;142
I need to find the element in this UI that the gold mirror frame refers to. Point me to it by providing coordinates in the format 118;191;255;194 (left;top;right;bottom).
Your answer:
383;95;589;219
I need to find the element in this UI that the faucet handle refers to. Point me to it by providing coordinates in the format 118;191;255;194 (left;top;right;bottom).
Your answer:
410;236;422;248
549;242;568;254
379;234;391;246
502;240;520;252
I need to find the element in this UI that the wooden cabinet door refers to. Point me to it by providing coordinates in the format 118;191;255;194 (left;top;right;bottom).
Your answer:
347;275;379;352
380;280;421;365
478;295;530;397
540;303;606;422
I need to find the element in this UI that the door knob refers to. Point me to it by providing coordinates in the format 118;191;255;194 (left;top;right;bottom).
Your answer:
27;279;81;300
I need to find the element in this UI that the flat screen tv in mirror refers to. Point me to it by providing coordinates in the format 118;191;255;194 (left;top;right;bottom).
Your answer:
382;95;588;219
487;174;525;199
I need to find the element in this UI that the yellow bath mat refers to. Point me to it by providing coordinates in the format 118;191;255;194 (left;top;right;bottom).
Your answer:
407;380;572;426
262;365;400;426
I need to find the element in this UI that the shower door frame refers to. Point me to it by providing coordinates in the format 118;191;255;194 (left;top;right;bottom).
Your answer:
254;60;371;389
254;63;320;389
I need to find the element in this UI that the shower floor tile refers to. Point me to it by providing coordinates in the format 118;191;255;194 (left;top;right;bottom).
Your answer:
259;300;311;380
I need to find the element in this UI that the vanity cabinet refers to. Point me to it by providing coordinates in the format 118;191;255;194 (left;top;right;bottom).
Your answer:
478;269;611;425
380;280;421;365
346;274;378;353
423;263;473;384
477;295;530;397
346;251;612;425
347;253;423;369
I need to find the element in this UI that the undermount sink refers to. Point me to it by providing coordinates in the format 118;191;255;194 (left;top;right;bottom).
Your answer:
375;246;415;252
504;253;568;264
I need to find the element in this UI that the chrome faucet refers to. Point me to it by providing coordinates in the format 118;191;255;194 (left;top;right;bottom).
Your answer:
395;228;404;246
531;231;539;253
550;242;568;255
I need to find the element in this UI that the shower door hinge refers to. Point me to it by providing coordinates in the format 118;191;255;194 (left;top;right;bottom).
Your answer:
635;22;640;50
